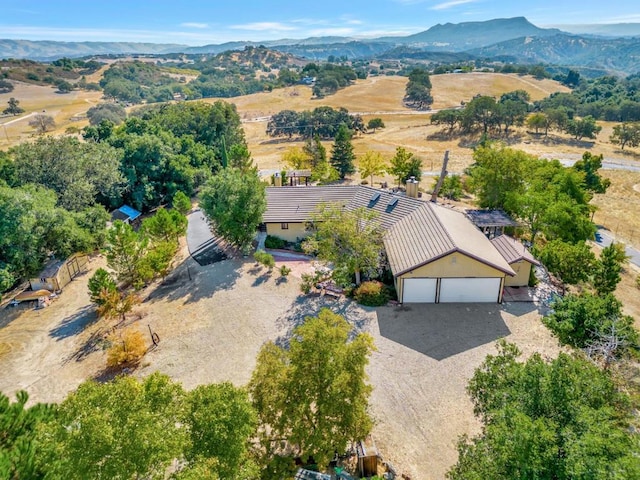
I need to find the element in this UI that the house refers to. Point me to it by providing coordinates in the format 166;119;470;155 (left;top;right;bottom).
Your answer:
111;204;142;226
29;253;89;293
490;235;540;287
263;185;530;303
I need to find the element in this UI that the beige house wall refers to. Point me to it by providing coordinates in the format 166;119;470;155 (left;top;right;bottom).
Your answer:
504;260;532;287
265;222;309;243
396;252;507;302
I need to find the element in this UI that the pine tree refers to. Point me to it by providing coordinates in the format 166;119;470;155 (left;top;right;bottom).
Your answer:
330;124;355;179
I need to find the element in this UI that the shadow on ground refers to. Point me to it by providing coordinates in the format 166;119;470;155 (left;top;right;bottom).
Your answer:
146;256;242;305
190;238;228;266
49;305;97;340
376;303;511;360
274;294;372;348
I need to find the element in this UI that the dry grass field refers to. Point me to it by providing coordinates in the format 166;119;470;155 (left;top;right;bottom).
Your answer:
1;71;639;478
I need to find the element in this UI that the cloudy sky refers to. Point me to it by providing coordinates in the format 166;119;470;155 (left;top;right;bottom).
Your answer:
2;0;639;45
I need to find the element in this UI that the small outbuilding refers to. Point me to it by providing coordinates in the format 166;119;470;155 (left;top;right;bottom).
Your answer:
111;204;142;226
29;253;89;293
490;235;540;287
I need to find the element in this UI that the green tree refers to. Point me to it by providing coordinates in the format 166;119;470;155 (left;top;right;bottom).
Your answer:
9;136;124;211
185;383;257;478
141;208;187;245
435;175;463;201
526;112;550;135
543;293;637;350
104;220;149;287
388;146;421;186
593;243;627;296
610;122;640;150
0;391;53;480
468;144;533;210
566;116;602;140
200;168;266;252
302;204;385;285
572;151;611;194
172;191;192;216
330;124;355;179
430;109;461;135
249;309;375;470
282;146;310;170
3;97;24;116
366;118;385;133
448;341;639;480
538;240;595;293
87;268;117;305
358;150;387;186
37;373;187;480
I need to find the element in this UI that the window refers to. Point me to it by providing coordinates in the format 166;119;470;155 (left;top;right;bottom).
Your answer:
281;223;289;230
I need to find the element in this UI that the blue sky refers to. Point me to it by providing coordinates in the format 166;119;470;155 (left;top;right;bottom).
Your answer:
2;0;640;45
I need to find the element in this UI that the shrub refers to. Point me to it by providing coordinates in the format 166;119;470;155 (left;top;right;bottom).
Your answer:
300;273;314;294
106;328;147;367
636;274;640;290
88;268;117;305
279;265;291;277
265;235;286;249
254;250;275;270
354;280;389;307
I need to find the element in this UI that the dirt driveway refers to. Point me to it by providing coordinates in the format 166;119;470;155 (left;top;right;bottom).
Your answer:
0;253;559;479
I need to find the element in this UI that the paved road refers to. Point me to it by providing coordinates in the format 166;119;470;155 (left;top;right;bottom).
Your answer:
594;228;640;267
186;209;227;266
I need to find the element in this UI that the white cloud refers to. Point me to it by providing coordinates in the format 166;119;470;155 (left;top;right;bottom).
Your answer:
229;22;297;32
307;27;356;37
180;22;209;29
431;0;477;11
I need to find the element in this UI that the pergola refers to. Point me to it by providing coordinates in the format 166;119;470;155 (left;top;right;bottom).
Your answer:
465;209;519;239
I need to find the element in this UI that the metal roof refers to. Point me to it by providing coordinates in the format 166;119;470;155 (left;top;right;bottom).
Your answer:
118;204;142;221
491;235;540;266
385;202;515;276
465;209;519;228
264;185;515;277
263;186;359;223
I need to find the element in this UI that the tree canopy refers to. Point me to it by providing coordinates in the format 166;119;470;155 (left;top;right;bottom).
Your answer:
200;168;266;251
302;204;385;285
249;309;375;472
448;341;640;480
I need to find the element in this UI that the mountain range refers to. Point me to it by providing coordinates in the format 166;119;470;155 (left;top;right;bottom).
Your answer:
1;17;639;75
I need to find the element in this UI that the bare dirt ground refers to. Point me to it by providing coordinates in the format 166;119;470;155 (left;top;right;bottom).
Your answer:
0;242;560;479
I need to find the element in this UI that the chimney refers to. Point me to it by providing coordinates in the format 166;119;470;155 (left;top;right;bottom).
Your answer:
274;172;282;187
406;176;419;198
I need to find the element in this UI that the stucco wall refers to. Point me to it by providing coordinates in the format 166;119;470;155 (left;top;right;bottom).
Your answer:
399;252;507;279
395;252;507;302
266;222;309;243
504;260;532;287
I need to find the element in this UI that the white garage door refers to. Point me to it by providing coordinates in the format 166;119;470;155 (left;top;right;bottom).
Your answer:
402;278;437;303
439;278;501;303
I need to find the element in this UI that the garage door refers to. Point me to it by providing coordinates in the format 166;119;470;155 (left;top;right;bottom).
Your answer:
438;278;501;303
402;278;437;303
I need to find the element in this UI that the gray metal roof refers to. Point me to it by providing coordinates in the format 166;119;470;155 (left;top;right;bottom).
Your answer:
264;185;515;277
491;235;540;266
264;186;359;223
